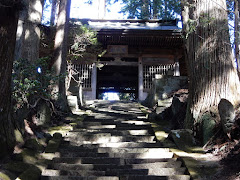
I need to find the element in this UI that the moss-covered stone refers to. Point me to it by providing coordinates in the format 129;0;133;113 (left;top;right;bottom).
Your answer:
0;170;17;180
18;166;41;180
5;162;31;174
202;113;216;145
14;149;38;164
168;129;196;152
35;100;51;126
24;138;44;152
45;133;62;153
47;125;73;136
14;129;24;144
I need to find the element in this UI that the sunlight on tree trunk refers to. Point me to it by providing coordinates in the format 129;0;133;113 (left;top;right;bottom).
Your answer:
50;0;59;26
52;0;71;112
0;3;19;157
182;0;240;129
235;0;240;73
15;0;43;62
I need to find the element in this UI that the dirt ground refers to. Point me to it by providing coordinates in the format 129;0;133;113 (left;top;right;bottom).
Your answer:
207;116;240;180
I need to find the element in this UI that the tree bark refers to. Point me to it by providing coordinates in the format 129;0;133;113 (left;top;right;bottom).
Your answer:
235;0;240;73
182;0;240;129
0;3;19;157
14;0;43;62
52;0;71;112
50;0;59;26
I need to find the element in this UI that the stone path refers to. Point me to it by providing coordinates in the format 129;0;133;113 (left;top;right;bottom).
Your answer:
41;100;191;180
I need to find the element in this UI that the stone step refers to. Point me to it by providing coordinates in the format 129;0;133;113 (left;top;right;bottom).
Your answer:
105;169;149;176
52;157;175;165
41;175;119;180
48;163;132;171
114;126;153;131
60;151;174;159
78;125;116;129
59;147;170;154
42;169;105;176
79;142;163;148
59;152;109;158
69;129;155;136
48;161;182;171
104;168;186;176
62;141;163;148
131;161;182;169
124;158;178;165
78;120;151;126
64;134;155;143
121;175;191;180
119;120;151;125
53;157;123;165
41;175;190;180
76;124;152;130
109;152;174;159
147;167;187;176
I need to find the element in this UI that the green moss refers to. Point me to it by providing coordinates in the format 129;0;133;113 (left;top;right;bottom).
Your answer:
0;171;17;180
14;130;24;144
24;138;44;152
47;125;73;136
202;113;216;145
14;149;38;164
6;162;31;173
18;166;41;180
45;133;62;153
69;123;77;126
140;108;149;114
182;157;219;179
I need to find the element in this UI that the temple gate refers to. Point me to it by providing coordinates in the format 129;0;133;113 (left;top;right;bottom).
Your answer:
68;19;185;102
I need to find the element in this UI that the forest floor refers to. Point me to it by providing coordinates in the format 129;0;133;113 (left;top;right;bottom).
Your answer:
204;113;240;180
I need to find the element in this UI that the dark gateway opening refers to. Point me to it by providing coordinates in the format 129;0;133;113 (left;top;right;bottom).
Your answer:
97;65;138;100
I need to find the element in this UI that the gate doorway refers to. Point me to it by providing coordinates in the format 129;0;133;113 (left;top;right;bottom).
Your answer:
97;65;138;100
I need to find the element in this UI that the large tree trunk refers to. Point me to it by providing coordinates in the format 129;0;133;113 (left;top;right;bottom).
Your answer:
182;0;240;130
15;0;43;62
50;0;59;26
52;0;71;112
235;0;240;73
0;2;19;157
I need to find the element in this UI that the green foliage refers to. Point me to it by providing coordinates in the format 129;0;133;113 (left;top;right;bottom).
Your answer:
68;24;103;61
119;93;136;100
12;57;61;109
114;0;181;19
226;0;234;20
184;12;215;39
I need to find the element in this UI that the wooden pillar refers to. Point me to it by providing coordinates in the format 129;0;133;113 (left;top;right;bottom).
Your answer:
138;57;144;101
91;62;97;99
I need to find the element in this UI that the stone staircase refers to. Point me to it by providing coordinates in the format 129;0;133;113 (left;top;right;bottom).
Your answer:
41;101;191;180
